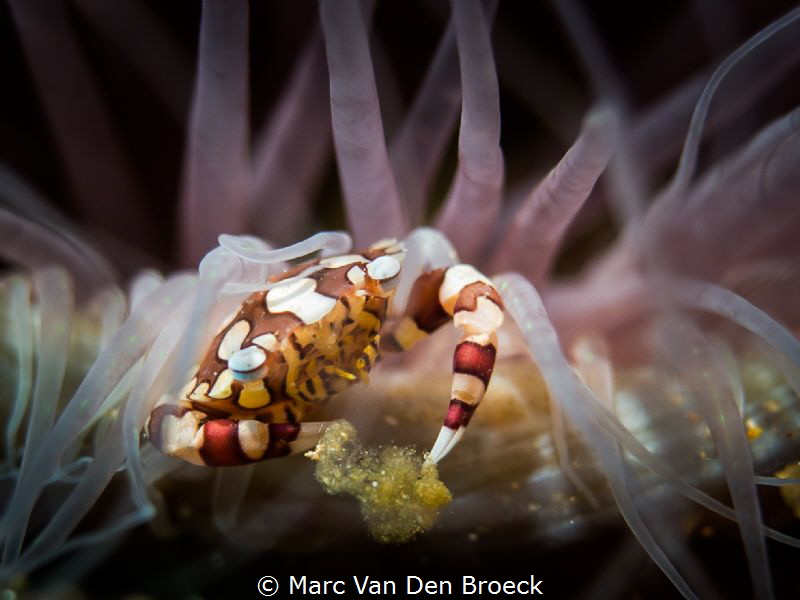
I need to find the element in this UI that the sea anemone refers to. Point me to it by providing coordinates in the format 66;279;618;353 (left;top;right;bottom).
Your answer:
1;1;800;598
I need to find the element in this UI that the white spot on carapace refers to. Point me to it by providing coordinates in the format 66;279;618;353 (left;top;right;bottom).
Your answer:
238;420;269;460
347;265;366;286
319;254;368;269
189;381;210;401
252;333;278;351
266;278;337;324
208;369;235;399
439;264;492;314
179;377;198;400
229;346;267;379
366;255;400;281
218;319;251;361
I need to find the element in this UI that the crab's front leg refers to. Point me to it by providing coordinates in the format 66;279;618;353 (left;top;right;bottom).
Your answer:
431;265;504;462
384;264;504;463
147;404;330;466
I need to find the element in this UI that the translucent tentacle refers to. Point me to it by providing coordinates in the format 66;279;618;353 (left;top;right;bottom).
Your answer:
179;0;251;265
588;380;800;549
6;420;142;576
320;0;408;246
512;271;800;560
548;354;599;508
390;227;458;317
211;465;256;532
3;276;34;469
218;231;351;265
671;279;800;370
490;108;615;281
632;64;800;187
0;275;195;565
664;5;800;203
3;270;73;562
18;270;72;461
435;0;504;263
0;166;117;288
549;0;645;221
93;288;127;351
496;273;698;599
686;106;800;216
128;271;165;314
656;318;771;599
643;106;800;277
756;476;800;486
220;264;327;296
123;294;196;512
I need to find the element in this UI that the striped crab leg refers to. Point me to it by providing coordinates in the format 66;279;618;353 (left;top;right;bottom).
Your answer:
384;265;504;463
431;265;504;462
147;404;329;467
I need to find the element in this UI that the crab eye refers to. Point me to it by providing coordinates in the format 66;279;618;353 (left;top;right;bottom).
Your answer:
228;345;268;382
366;255;401;281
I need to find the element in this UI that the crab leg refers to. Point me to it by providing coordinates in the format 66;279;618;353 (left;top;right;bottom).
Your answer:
431;265;504;462
147;404;329;467
384;265;503;463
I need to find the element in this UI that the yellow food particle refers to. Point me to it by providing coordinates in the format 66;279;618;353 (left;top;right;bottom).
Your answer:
309;420;452;543
745;418;763;440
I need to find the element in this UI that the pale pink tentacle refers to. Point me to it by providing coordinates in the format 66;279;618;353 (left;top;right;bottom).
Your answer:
548;0;646;222
640;109;800;279
489;108;615;282
435;0;504;264
0;209;113;299
179;0;251;265
320;0;408;246
390;2;499;227
629;24;800;176
663;6;800;204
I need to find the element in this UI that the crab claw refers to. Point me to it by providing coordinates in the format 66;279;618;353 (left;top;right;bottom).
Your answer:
427;397;476;463
428;425;466;463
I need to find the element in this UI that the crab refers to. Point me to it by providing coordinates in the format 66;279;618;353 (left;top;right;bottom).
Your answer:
146;233;504;467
